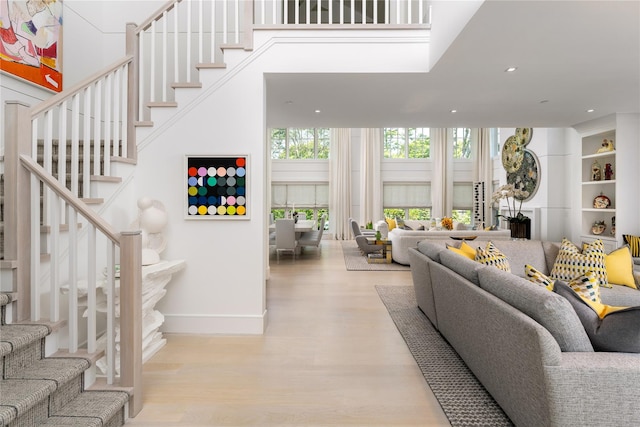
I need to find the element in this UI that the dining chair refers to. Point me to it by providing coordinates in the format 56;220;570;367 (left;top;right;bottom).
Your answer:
350;218;376;238
298;214;326;255
275;219;297;262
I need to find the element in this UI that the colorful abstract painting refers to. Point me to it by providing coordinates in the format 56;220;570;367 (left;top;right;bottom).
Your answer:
0;0;63;92
186;155;248;219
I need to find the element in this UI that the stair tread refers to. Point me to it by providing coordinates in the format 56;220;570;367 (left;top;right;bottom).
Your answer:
0;323;50;357
49;390;128;421
0;379;56;425
5;357;89;384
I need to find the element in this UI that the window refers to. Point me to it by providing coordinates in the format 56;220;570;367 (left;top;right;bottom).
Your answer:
383;183;431;220
490;128;501;158
271;183;329;225
384;128;430;159
452;182;473;225
270;128;329;159
453;128;471;159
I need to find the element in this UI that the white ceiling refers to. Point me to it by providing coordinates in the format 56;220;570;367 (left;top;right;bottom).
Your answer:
265;0;640;129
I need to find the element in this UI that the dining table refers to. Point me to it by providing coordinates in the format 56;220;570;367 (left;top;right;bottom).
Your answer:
269;219;317;254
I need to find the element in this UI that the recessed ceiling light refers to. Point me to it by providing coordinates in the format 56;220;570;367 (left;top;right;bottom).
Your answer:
505;67;518;72
284;100;293;105
539;100;549;104
314;109;321;114
450;109;457;113
586;109;595;113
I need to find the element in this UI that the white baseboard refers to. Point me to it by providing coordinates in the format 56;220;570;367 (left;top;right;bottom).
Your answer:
161;310;267;335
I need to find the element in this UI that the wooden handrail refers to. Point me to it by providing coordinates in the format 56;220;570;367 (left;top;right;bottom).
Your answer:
135;0;179;34
19;155;121;244
30;56;133;117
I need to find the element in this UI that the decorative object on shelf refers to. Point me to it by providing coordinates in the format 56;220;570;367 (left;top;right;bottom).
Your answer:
130;197;168;266
604;163;614;180
441;217;454;230
591;220;606;235
611;216;616;236
591;159;602;181
185;155;248;219
375;230;382;240
593;193;611;209
596;138;615;153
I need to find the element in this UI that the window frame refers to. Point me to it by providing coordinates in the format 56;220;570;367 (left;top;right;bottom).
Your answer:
270;127;330;160
383;127;431;160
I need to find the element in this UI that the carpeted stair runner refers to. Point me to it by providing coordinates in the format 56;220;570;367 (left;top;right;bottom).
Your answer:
0;293;129;426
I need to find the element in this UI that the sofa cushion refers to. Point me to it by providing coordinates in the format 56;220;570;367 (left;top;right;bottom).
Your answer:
478;267;594;352
623;234;640;257
599;285;640;307
475;242;511;272
550;238;609;288
417;240;448;263
542;241;561;274
554;281;640;353
439;249;485;286
605;246;638;289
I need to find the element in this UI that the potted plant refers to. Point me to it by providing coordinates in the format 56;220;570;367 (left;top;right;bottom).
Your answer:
492;184;531;239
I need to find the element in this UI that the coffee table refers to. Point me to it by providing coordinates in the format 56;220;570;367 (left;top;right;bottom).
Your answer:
366;239;392;264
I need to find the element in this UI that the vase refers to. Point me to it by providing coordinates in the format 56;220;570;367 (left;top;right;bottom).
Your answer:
509;218;531;240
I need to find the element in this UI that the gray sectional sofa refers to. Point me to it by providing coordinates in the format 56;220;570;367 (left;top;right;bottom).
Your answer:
409;239;640;427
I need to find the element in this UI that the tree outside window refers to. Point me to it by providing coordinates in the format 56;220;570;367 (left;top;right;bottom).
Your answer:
270;128;330;159
384;128;430;159
453;128;471;159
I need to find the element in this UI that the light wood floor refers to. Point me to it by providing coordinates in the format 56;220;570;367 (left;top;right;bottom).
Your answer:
127;240;451;426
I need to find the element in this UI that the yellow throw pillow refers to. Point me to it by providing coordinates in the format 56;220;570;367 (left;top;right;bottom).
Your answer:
568;271;601;303
475;242;511;272
623;234;640;257
385;218;397;231
524;264;554;291
605;246;638;289
447;241;476;260
550;238;609;288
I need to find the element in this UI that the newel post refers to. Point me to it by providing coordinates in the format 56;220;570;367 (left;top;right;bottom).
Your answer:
4;101;32;321
125;22;139;161
119;230;143;416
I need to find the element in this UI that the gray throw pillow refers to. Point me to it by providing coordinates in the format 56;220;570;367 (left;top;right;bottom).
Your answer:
554;281;640;353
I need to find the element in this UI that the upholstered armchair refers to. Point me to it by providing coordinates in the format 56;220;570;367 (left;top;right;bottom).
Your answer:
355;235;383;255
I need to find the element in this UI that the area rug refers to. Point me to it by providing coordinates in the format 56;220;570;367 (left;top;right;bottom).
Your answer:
340;240;410;271
375;285;513;427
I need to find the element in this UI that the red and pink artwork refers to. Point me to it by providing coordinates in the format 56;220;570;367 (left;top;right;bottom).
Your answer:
1;0;63;92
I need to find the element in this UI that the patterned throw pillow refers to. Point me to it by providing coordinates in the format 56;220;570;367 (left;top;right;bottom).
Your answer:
568;271;601;303
524;264;554;291
623;234;640;257
475;242;511;272
550;238;609;288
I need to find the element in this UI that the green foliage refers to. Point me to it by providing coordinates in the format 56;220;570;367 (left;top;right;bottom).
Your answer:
408;128;430;158
383;128;406;158
453;128;471;159
271;209;285;220
271;128;286;159
409;208;430;220
288;128;315;159
317;128;330;159
452;209;471;225
384;208;406;219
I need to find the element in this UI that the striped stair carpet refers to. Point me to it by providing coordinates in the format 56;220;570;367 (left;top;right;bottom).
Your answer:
0;293;129;426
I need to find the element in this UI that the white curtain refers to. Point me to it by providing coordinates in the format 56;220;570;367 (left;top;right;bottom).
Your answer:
330;128;352;240
472;128;493;226
431;128;451;218
359;128;382;224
